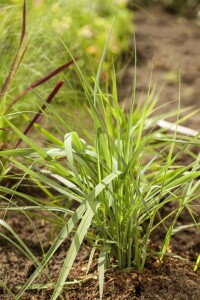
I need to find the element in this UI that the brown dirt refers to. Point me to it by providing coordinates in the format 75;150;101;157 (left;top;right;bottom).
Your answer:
0;6;200;300
122;6;200;129
0;212;199;300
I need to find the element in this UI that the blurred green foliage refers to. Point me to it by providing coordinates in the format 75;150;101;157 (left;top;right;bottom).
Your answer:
0;0;132;110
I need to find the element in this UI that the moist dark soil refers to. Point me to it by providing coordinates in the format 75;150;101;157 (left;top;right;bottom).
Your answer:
1;6;200;300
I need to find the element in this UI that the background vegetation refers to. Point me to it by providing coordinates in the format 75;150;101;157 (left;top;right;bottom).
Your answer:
0;0;132;113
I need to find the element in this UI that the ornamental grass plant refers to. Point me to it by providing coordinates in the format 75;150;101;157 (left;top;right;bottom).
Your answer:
0;2;200;300
1;31;200;299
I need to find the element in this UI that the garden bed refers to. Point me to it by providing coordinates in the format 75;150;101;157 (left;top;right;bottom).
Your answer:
1;4;200;300
0;207;199;299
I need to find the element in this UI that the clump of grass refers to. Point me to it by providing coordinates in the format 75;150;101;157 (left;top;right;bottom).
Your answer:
1;3;200;300
1;30;200;300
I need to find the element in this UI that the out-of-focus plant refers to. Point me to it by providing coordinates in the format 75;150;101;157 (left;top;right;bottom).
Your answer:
0;0;132;108
0;0;76;188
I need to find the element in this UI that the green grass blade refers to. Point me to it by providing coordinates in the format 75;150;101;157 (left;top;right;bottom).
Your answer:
51;204;97;300
0;279;15;298
93;20;114;107
98;246;108;300
15;203;87;299
0;219;38;264
10;159;82;202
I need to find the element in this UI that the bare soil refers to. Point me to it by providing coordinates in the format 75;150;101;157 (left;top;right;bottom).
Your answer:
122;6;200;129
0;211;199;300
0;6;200;300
